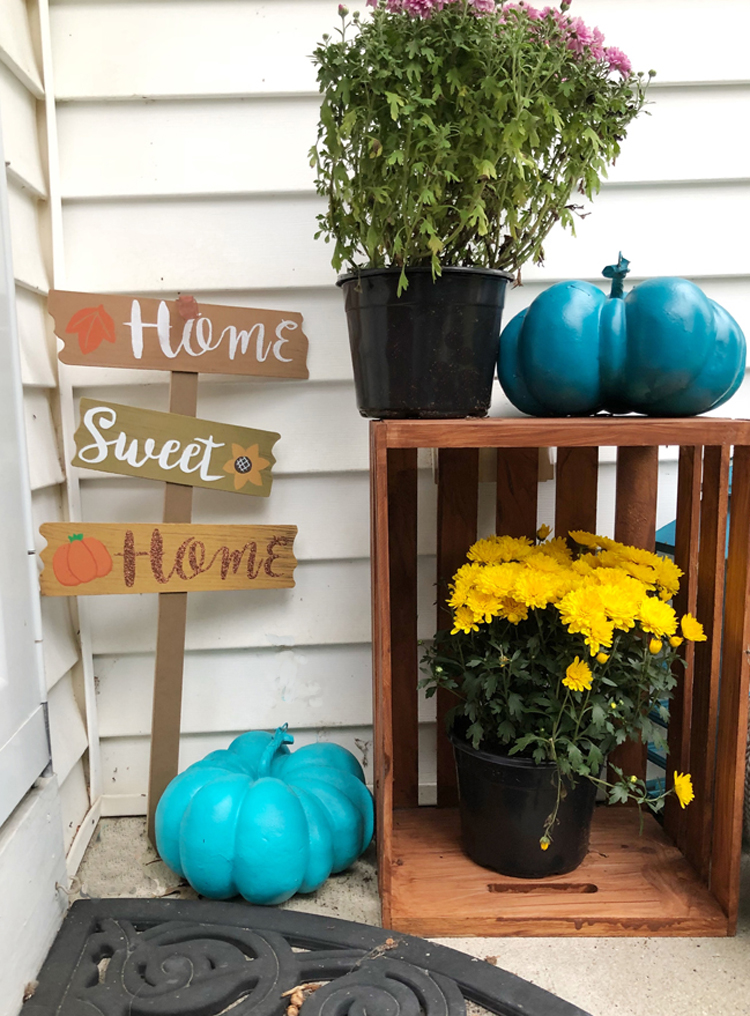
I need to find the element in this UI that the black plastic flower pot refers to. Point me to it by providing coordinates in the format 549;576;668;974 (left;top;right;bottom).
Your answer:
336;266;514;419
450;732;597;878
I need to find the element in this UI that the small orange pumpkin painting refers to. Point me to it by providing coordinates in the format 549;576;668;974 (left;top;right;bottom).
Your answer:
52;534;113;586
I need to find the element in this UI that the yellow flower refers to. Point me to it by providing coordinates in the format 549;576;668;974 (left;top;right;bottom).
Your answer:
451;605;479;635
596;652;610;664
652;556;683;598
597;582;642;631
499;598;529;624
568;530;601;548
536;523;551;541
222;443;271;490
540;837;550;851
609;701;617;709
468;536;532;564
674;771;695;809
638;596;678;638
649;636;662;654
563;657;593;693
583;616;615;655
681;614;707;642
514;570;555;609
669;635;683;648
465;588;502;623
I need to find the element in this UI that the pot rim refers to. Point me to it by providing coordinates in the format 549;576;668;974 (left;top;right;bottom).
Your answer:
449;729;557;770
336;265;515;287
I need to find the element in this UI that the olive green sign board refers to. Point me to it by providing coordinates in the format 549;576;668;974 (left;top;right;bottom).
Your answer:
48;290;309;379
72;399;279;497
39;523;297;596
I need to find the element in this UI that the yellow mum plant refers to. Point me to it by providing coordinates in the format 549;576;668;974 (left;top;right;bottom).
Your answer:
422;530;702;843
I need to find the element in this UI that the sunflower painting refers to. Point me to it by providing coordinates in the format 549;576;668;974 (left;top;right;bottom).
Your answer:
223;444;271;490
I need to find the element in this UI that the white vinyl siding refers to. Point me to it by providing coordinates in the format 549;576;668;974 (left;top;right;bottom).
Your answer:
0;0;90;863
43;0;750;813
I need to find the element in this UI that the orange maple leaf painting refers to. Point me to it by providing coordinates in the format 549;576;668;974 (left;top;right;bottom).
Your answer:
65;305;116;354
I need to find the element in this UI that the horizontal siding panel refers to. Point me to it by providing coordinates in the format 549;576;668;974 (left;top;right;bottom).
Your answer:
48;670;88;785
56;87;750;202
31;482;64;555
95;644;374;737
57;96;319;199
60;185;750;294
0;0;43;96
49;0;750;102
99;724;437;806
0;60;46;196
62;193;331;292
17;286;57;387
86;556;438;654
23;388;65;489
50;0;343;100
40;597;81;691
608;85;750;186
58;760;90;853
8;182;48;292
80;470;439;562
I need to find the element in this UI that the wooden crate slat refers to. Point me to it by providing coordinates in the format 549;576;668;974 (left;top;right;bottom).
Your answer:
496;447;539;538
369;423;394;916
710;443;750;929
554;446;598;540
664;445;703;845
685;445;730;879
613;446;659;549
608;446;660;785
436;448;480;807
387;448;420;809
383;418;750;449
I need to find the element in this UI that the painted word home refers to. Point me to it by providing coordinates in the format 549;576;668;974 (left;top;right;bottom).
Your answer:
48;290;309;378
39;524;298;595
72;399;279;497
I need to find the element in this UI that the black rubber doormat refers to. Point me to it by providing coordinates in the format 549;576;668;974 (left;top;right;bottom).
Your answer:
24;898;592;1016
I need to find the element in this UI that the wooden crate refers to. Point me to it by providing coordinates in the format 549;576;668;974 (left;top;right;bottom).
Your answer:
370;417;750;936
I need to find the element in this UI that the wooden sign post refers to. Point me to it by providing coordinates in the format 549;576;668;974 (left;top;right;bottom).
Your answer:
45;291;309;844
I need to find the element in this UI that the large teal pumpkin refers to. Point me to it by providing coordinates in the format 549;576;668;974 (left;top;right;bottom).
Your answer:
498;256;746;416
155;725;374;904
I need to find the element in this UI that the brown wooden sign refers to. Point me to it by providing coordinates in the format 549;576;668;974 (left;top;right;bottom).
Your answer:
39;523;297;595
48;290;309;379
72;398;279;496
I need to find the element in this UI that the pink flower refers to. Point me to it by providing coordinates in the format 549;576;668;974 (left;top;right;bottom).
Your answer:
605;45;631;75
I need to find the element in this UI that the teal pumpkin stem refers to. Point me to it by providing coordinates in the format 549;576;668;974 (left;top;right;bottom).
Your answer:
258;724;295;777
602;252;630;299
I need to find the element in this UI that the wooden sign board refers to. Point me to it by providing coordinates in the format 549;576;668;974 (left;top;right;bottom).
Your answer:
48;290;309;379
39;523;297;595
72;399;279;497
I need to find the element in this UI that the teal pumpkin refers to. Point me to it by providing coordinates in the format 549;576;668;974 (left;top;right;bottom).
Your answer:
498;255;746;416
155;725;374;904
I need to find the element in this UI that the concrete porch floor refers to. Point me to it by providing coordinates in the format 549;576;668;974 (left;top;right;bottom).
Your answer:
75;817;750;1016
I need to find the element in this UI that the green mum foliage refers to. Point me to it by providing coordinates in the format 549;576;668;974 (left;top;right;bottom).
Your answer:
311;1;651;283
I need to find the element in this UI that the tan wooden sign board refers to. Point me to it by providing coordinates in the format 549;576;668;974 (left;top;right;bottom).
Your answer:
72;398;279;497
39;523;297;595
48;290;309;379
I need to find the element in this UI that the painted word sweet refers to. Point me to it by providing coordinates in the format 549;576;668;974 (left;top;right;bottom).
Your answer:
39;523;298;596
71;399;279;497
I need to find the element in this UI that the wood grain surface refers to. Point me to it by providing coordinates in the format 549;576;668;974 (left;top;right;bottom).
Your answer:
39;522;297;595
72;398;279;496
389;807;729;937
49;289;309;378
